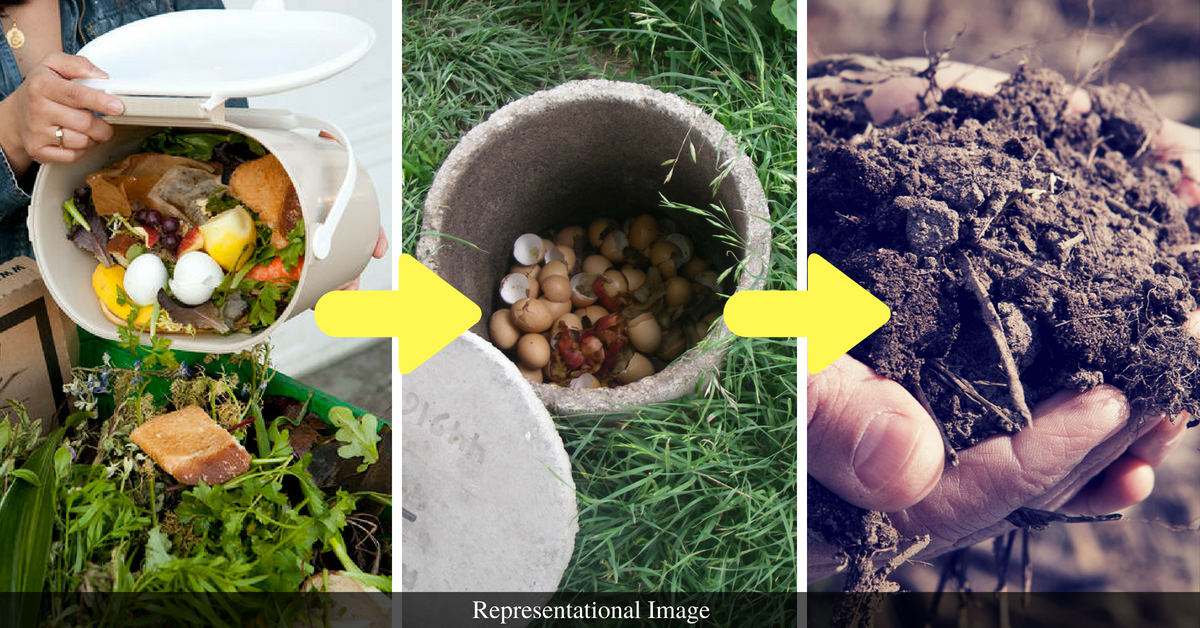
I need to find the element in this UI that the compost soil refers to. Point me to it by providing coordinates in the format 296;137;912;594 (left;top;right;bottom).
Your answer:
807;60;1200;590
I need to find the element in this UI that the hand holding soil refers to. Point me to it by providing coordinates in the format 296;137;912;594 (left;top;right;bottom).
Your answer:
806;57;1200;586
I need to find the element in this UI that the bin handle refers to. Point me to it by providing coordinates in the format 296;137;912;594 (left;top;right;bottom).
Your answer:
222;110;356;261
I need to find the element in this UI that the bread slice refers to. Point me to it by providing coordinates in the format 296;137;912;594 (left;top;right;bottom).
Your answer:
130;405;251;485
228;154;302;249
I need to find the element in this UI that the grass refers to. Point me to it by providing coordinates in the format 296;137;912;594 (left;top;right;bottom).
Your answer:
402;0;798;594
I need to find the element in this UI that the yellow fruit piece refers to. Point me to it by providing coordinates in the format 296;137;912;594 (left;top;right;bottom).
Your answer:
92;263;153;328
199;206;256;272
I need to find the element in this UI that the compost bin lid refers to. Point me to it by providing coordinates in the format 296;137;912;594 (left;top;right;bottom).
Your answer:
401;332;577;601
74;5;373;105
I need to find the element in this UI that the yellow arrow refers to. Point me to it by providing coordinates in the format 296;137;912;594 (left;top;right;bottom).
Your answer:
724;254;891;375
314;254;481;374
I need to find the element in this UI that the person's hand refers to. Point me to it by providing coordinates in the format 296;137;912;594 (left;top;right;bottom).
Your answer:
808;356;1190;581
806;58;1199;582
336;226;389;291
0;53;124;177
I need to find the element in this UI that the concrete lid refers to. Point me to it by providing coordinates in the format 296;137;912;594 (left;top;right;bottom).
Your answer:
401;332;578;592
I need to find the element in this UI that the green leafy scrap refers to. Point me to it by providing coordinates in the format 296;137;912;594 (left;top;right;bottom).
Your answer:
205;191;241;214
328;407;380;473
140;130;265;161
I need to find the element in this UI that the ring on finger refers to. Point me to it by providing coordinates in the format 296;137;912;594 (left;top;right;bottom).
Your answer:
55;126;65;148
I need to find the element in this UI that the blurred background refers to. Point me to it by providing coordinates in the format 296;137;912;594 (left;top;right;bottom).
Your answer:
808;0;1200;592
225;0;392;417
808;0;1200;127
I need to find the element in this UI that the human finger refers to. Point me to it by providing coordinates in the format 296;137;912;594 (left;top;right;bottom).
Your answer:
888;385;1133;558
42;100;113;144
373;227;389;259
808;355;945;513
1127;410;1189;467
29;146;89;164
1059;452;1155;516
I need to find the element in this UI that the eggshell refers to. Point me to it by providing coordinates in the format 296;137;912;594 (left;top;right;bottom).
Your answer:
123;254;168;306
681;258;709;280
582;255;613;275
579;305;609;324
541;274;572;303
628;214;660;250
499;273;533;305
555;225;585;248
169;251;225;306
588;218;617;248
600;269;628;297
517;363;544;383
542;297;572;320
600;230;628;263
621;266;646;292
517;333;551;369
510;263;541;280
649;242;680;267
695;312;721;339
554;313;583;332
628;313;662;353
617;352;655;384
513;233;546;265
489;309;521;349
545;245;576;272
541;260;570;279
656;327;687;361
665;276;692;307
569;273;599;307
510;298;553;332
541;238;556;262
666;234;693;263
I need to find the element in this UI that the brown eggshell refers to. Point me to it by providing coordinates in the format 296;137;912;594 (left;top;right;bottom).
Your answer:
556;225;585;248
554;313;584;332
621;266;646;292
542;297;572;320
510;298;554;332
540;259;570;279
582;254;613;275
628;312;662;353
628;214;660;250
617;352;655;384
489;309;521;350
517;332;551;369
588;218;618;247
681;258;709;280
578;305;609;325
665;276;692;307
601;269;628;297
649;241;680;267
656;327;687;361
600;230;628;263
541;274;572;302
517;363;544;383
570;273;599;307
510;263;541;280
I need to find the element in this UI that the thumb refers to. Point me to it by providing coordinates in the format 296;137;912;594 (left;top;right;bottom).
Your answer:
808;355;946;512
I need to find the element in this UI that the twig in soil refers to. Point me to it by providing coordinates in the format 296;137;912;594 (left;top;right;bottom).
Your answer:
1004;506;1122;531
1106;197;1160;228
1085;135;1111;168
978;243;1067;282
1054;311;1114;328
1057;233;1087;260
954;251;1035;429
926;360;1015;428
913;379;959;467
1072;0;1096;83
973;191;1014;242
1068;12;1159;111
992;530;1018;592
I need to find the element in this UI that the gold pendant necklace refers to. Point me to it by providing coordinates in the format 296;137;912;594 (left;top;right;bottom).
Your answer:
5;19;25;50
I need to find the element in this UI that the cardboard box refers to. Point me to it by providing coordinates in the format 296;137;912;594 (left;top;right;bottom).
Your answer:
0;257;76;431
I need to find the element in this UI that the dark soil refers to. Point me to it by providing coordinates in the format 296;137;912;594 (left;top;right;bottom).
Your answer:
807;60;1200;591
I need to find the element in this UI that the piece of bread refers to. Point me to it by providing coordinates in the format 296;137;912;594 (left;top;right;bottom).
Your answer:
228;154;302;249
130;405;251;485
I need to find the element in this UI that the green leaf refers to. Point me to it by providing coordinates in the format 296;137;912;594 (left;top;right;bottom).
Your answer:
62;197;90;231
328;407;380;473
53;446;71;482
140;130;264;161
0;429;63;628
771;0;798;31
9;469;39;487
143;526;174;572
0;420;11;455
206;191;240;214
